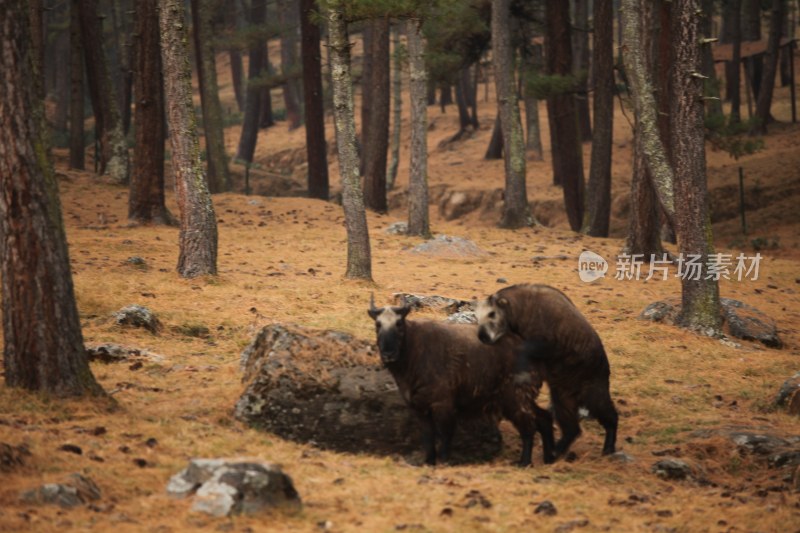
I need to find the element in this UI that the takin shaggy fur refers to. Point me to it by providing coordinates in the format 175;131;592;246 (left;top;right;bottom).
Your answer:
368;298;555;466
476;283;618;457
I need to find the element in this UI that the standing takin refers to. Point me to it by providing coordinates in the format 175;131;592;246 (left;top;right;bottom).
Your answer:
476;284;618;457
368;296;555;466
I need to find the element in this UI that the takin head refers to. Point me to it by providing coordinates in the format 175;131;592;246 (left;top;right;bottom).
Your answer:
367;294;411;365
475;294;511;345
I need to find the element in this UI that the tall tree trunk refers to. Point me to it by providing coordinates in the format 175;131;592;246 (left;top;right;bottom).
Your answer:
521;28;544;160
236;0;267;163
78;0;130;183
360;23;374;160
387;23;402;190
301;0;329;200
328;1;372;279
700;0;724;118
259;61;275;129
130;0;172;225
572;0;592;141
545;0;583;231
467;65;479;128
406;17;430;238
494;0;531;228
585;0;614;237
29;0;45;100
362;17;390;213
485;112;504;159
278;0;303;130
69;0;85;170
53;29;70;132
191;0;231;193
656;0;677;243
671;0;721;330
742;0;763;99
454;68;473;135
227;0;246;112
159;0;219;278
750;0;785;134
621;0;677;227
626;0;664;255
0;1;104;397
729;0;743;124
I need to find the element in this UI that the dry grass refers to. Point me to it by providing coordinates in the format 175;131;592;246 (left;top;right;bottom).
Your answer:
1;51;799;531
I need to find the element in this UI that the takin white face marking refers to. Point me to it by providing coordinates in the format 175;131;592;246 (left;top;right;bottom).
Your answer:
367;304;410;364
475;296;510;345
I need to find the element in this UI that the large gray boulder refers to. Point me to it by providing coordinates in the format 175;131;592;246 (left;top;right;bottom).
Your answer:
113;305;161;333
20;474;101;508
234;324;502;463
776;372;800;416
167;459;300;517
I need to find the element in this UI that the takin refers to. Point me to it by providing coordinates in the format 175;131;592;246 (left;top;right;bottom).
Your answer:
368;296;555;467
475;284;618;457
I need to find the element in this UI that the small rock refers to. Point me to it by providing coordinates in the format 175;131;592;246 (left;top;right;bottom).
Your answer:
0;442;30;471
651;458;692;480
496;278;508;284
555;518;589;533
392;293;472;314
384;222;408;235
125;256;146;267
608;451;635;463
59;444;83;455
20;474;100;508
462;489;492;509
113;305;161;334
408;235;488;258
639;301;678;323
720;298;782;348
775;372;800;412
534;500;557;516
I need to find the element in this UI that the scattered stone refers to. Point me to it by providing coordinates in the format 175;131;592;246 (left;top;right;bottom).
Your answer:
145;437;158;448
59;444;82;455
113;305;161;334
651;458;693;480
384;222;408;235
496;277;507;284
408;235;488;258
0;442;30;471
392;293;473;314
639;298;782;348
20;474;100;508
608;451;635;464
531;255;570;262
234;324;502;462
462;489;492;509
555;518;589;533
167;459;301;517
133;458;150;468
125;256;146;267
776;372;800;415
534;500;557;516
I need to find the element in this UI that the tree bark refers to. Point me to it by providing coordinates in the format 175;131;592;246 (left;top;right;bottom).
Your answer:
53;29;70;132
130;0;173;225
328;1;372;279
406;17;430;238
670;0;721;330
0;2;104;396
521;27;544;161
69;0;85;170
159;0;219;278
585;0;614;237
572;0;592;141
729;0;743;124
484;112;504;159
278;0;303;130
191;0;231;193
750;0;785;134
700;0;724;118
621;0;676;226
227;0;246;112
29;0;45;100
236;0;267;163
362;17;390;213
545;0;583;231
387;23;402;190
78;0;130;183
301;0;329;200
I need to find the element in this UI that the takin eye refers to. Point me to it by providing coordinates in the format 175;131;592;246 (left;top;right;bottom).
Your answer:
488;311;496;319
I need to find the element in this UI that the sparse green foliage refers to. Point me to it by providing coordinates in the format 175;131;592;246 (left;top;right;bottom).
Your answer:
526;72;581;100
705;113;765;160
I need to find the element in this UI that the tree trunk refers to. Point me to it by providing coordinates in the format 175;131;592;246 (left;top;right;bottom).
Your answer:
129;0;173;225
191;0;231;193
521;27;544;160
670;0;721;330
328;1;372;279
729;0;743;124
362;17;390;213
0;1;104;397
301;0;330;200
494;0;530;228
626;0;664;255
259;63;275;129
69;0;85;170
484;112;504;159
467;65;480;128
159;0;219;278
29;0;45;100
439;82;453;110
585;0;614;237
406;17;430;238
700;0;724;118
545;0;584;231
387;23;402;190
572;0;592;141
750;0;784;134
360;23;374;159
53;29;70;132
236;0;267;163
742;0;763;100
227;0;246;112
454;68;473;134
278;0;303;130
621;0;676;226
78;0;130;183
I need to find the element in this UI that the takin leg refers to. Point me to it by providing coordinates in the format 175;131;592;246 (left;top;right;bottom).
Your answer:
502;400;537;467
431;403;457;465
584;383;619;455
533;403;556;464
418;412;437;466
551;390;582;457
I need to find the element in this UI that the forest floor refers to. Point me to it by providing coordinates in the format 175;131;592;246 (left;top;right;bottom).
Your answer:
1;50;799;532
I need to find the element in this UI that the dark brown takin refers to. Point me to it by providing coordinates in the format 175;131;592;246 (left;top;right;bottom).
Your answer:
368;295;555;467
476;284;618;457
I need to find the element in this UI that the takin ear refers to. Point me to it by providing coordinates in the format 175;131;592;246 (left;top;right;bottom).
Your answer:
496;297;510;309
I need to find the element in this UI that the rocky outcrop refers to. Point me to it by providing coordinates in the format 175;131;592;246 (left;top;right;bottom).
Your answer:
20;474;101;508
113;305;162;334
